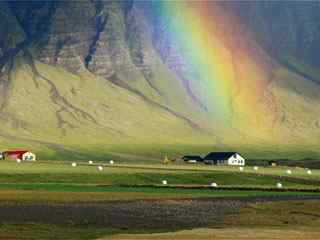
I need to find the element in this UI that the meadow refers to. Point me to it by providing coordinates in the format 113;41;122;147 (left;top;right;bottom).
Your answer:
0;160;319;239
0;160;319;189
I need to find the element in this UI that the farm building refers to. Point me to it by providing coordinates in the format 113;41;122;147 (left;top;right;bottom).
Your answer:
268;160;277;167
4;150;36;161
22;151;36;161
204;152;245;166
182;155;203;163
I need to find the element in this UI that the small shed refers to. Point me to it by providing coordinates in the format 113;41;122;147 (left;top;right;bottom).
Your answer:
4;150;27;160
204;152;245;166
268;160;277;167
182;155;203;163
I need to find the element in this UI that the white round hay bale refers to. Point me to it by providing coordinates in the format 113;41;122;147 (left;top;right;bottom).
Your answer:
253;166;259;171
307;170;312;175
89;160;93;165
210;182;218;187
98;166;103;171
277;182;283;189
286;169;292;175
239;167;244;171
109;160;114;165
71;162;77;167
162;180;167;185
16;159;21;163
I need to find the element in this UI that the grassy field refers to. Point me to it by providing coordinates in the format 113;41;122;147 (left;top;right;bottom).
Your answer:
106;227;320;240
0;160;318;204
0;161;319;189
105;200;320;240
0;224;114;240
2;160;320;178
0;160;319;239
0;187;320;204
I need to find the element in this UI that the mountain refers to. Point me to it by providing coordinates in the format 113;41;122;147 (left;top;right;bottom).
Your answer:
0;1;319;161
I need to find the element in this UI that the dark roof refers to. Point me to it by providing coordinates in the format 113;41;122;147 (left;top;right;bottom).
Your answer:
182;155;203;161
268;160;277;164
204;152;237;160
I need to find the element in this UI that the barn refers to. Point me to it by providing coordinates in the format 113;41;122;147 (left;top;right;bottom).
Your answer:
204;152;245;166
4;150;36;161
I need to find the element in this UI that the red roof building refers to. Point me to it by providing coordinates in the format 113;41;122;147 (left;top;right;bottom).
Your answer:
4;150;28;160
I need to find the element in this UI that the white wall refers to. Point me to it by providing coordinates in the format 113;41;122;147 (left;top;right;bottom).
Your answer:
228;153;245;166
22;152;36;161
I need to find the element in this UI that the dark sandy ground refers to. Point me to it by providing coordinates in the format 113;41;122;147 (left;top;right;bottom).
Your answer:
1;195;320;230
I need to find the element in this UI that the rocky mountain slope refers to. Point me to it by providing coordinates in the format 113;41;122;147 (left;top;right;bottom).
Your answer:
0;1;319;160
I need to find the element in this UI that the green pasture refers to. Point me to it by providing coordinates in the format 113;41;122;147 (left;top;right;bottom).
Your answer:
0;160;319;239
0;223;127;240
0;161;319;189
0;185;319;204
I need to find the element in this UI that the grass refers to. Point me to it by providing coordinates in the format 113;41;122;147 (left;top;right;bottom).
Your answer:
0;186;319;204
105;200;320;240
2;60;214;155
0;161;319;239
0;223;174;240
1;60;320;162
0;223;127;240
0;161;318;204
0;161;319;188
0;171;317;188
116;162;320;180
223;200;320;228
107;227;320;240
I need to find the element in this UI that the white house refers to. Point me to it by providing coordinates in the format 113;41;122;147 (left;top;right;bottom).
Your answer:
203;152;245;166
22;151;36;161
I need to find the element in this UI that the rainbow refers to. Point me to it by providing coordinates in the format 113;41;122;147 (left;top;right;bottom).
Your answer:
156;1;274;126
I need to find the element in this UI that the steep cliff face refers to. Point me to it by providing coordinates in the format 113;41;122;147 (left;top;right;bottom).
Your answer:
229;1;320;79
0;1;319;159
